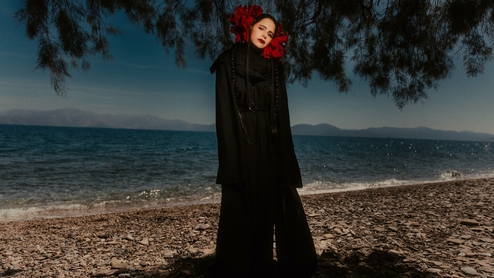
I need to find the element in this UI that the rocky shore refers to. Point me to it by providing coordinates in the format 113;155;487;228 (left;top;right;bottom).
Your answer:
1;178;493;277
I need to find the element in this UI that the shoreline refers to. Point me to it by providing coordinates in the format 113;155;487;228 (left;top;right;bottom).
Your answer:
4;176;492;224
1;178;493;277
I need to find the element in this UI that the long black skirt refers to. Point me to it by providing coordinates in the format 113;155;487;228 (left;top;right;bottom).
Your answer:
211;182;317;278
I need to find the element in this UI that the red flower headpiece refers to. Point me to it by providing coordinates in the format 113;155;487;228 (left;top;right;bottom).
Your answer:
230;5;288;61
229;5;263;43
262;26;288;61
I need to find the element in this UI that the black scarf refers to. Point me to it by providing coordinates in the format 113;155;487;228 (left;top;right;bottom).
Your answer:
233;43;278;136
234;43;271;85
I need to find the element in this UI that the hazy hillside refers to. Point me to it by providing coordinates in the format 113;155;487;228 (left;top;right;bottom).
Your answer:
364;126;494;142
1;109;493;141
291;124;494;142
0;109;215;132
291;124;379;138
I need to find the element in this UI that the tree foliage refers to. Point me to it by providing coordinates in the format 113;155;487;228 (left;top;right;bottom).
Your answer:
15;0;494;108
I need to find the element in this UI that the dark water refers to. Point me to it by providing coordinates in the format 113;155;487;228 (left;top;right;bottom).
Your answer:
1;125;493;221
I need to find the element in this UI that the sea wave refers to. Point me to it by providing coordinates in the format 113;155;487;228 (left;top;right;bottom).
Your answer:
0;193;222;222
298;170;494;196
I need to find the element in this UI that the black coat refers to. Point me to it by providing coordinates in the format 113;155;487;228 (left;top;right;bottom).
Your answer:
210;43;302;188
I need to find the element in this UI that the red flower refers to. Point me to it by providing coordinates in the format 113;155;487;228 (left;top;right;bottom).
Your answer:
230;5;263;43
262;26;288;61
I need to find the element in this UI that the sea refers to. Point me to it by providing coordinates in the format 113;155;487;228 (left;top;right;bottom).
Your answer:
1;124;493;222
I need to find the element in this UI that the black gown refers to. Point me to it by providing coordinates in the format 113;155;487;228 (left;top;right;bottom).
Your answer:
210;43;317;278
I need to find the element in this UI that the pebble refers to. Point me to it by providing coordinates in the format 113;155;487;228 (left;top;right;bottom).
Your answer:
460;219;481;226
426;268;442;273
111;257;127;269
461;267;478;275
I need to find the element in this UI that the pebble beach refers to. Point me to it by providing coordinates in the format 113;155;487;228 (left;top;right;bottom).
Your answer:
1;178;493;277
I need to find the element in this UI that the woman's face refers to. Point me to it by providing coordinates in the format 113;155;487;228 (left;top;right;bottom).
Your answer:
250;18;276;49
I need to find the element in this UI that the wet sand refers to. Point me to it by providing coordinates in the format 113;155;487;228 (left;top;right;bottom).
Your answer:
1;178;493;277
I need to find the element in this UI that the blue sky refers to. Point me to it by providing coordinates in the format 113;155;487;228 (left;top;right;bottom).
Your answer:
1;2;494;135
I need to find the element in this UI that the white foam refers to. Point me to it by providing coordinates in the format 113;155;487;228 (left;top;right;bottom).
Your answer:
0;204;88;222
0;193;223;223
297;172;494;196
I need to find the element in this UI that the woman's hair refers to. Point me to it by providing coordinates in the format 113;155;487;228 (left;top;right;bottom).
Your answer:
251;14;278;36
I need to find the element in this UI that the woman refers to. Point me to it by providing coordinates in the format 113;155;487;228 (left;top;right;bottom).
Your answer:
209;5;317;278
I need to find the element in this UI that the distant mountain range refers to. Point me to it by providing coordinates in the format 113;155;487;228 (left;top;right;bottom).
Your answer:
290;124;494;142
0;108;214;132
1;108;493;141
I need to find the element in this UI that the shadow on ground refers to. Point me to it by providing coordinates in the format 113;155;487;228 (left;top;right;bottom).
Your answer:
313;249;439;278
100;248;440;278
